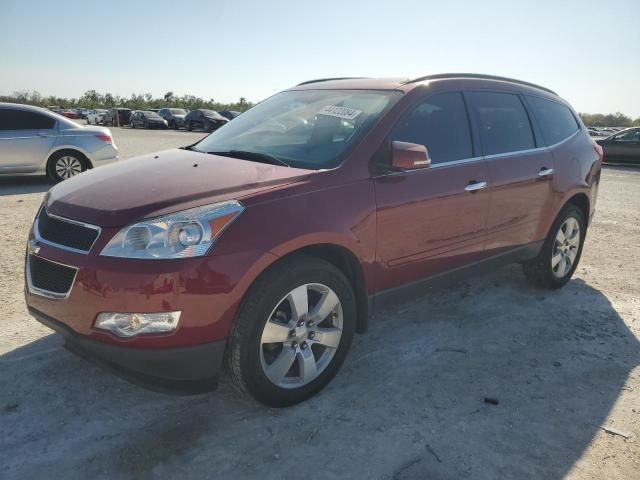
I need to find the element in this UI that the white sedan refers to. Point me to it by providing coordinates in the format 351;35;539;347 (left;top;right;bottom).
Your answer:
86;109;108;125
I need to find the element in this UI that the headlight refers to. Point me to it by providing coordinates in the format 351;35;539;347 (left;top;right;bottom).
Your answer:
101;200;244;259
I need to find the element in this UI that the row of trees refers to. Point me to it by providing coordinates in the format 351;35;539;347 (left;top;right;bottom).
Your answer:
1;89;639;126
579;112;640;127
0;89;254;113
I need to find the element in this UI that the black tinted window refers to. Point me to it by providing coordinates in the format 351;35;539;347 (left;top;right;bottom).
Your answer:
391;92;473;164
615;129;640;142
0;109;55;130
526;95;579;145
469;92;535;155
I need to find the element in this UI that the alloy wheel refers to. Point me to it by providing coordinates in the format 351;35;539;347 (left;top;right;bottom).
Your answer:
552;217;580;278
55;156;82;179
260;283;343;389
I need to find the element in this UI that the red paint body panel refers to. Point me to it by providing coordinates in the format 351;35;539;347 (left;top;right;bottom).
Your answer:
25;75;602;364
484;149;556;253
46;149;312;227
373;160;490;291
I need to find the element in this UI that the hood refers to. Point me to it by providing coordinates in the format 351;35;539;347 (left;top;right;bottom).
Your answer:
46;149;312;227
173;114;186;119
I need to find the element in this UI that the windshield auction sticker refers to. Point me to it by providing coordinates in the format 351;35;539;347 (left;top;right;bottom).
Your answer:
318;105;362;120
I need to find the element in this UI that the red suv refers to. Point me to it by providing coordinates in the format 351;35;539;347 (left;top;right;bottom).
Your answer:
25;74;602;406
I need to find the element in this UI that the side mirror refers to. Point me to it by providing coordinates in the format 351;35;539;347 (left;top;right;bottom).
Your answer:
391;141;431;170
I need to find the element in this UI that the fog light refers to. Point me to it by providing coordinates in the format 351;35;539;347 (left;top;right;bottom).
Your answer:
95;312;181;337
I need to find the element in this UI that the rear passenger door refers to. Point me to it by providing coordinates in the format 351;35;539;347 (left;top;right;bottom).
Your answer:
0;108;57;171
374;92;491;291
467;91;556;254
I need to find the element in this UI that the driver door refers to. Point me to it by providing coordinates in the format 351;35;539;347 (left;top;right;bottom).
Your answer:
374;92;490;292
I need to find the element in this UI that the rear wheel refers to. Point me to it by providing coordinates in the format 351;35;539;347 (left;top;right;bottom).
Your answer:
227;255;356;407
523;204;586;289
47;151;87;183
185;121;192;131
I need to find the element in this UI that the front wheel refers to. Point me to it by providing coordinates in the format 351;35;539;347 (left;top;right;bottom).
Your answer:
523;204;586;289
227;255;356;407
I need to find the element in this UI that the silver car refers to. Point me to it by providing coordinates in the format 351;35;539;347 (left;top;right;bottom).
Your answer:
0;103;119;182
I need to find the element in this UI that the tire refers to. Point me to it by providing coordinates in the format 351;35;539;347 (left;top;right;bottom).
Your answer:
185;122;192;131
47;151;88;183
227;255;356;407
170;120;176;129
523;204;586;289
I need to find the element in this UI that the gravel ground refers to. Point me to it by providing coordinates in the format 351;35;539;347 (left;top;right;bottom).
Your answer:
0;127;638;480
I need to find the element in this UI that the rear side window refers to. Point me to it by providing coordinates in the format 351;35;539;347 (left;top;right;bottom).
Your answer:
0;109;55;130
391;92;473;164
469;92;535;155
614;129;640;142
526;95;579;145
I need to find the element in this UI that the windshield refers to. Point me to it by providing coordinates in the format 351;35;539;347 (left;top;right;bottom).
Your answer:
170;109;186;114
192;90;399;169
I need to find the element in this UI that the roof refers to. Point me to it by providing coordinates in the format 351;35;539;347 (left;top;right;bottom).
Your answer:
292;77;411;91
292;73;557;96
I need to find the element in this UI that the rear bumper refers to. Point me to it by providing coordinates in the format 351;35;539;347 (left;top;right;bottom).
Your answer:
89;144;119;166
29;306;226;394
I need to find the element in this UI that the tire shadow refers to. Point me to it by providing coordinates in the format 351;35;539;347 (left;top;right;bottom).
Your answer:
0;176;51;196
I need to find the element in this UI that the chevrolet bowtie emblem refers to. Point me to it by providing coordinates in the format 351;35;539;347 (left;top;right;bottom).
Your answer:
27;239;41;255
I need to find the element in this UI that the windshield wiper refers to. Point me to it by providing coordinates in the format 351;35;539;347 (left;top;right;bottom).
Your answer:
207;150;290;167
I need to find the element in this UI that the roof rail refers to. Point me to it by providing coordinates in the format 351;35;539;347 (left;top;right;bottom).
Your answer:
404;73;557;95
297;77;368;86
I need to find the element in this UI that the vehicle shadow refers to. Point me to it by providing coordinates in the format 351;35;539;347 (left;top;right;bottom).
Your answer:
0;176;51;196
1;266;637;480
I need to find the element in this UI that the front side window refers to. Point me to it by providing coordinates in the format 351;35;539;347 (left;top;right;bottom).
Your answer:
390;92;473;164
0;109;55;130
526;95;579;145
193;90;399;169
469;92;535;155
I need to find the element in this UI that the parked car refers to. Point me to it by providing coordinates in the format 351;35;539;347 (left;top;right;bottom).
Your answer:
183;109;228;132
24;74;602;407
61;109;80;119
103;108;132;126
219;110;241;121
158;108;187;129
47;106;64;114
130;110;169;129
0;102;118;182
86;109;108;125
596;127;640;164
76;108;90;119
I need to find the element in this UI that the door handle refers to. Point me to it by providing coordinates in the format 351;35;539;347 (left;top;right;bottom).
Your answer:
465;181;487;192
538;167;554;177
38;133;49;138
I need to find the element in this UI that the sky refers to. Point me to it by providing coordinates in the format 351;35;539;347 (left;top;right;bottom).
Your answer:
1;0;639;116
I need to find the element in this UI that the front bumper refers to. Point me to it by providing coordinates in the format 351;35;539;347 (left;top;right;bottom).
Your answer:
29;306;225;394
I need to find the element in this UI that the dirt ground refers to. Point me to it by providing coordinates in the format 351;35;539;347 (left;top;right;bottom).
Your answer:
0;127;638;479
